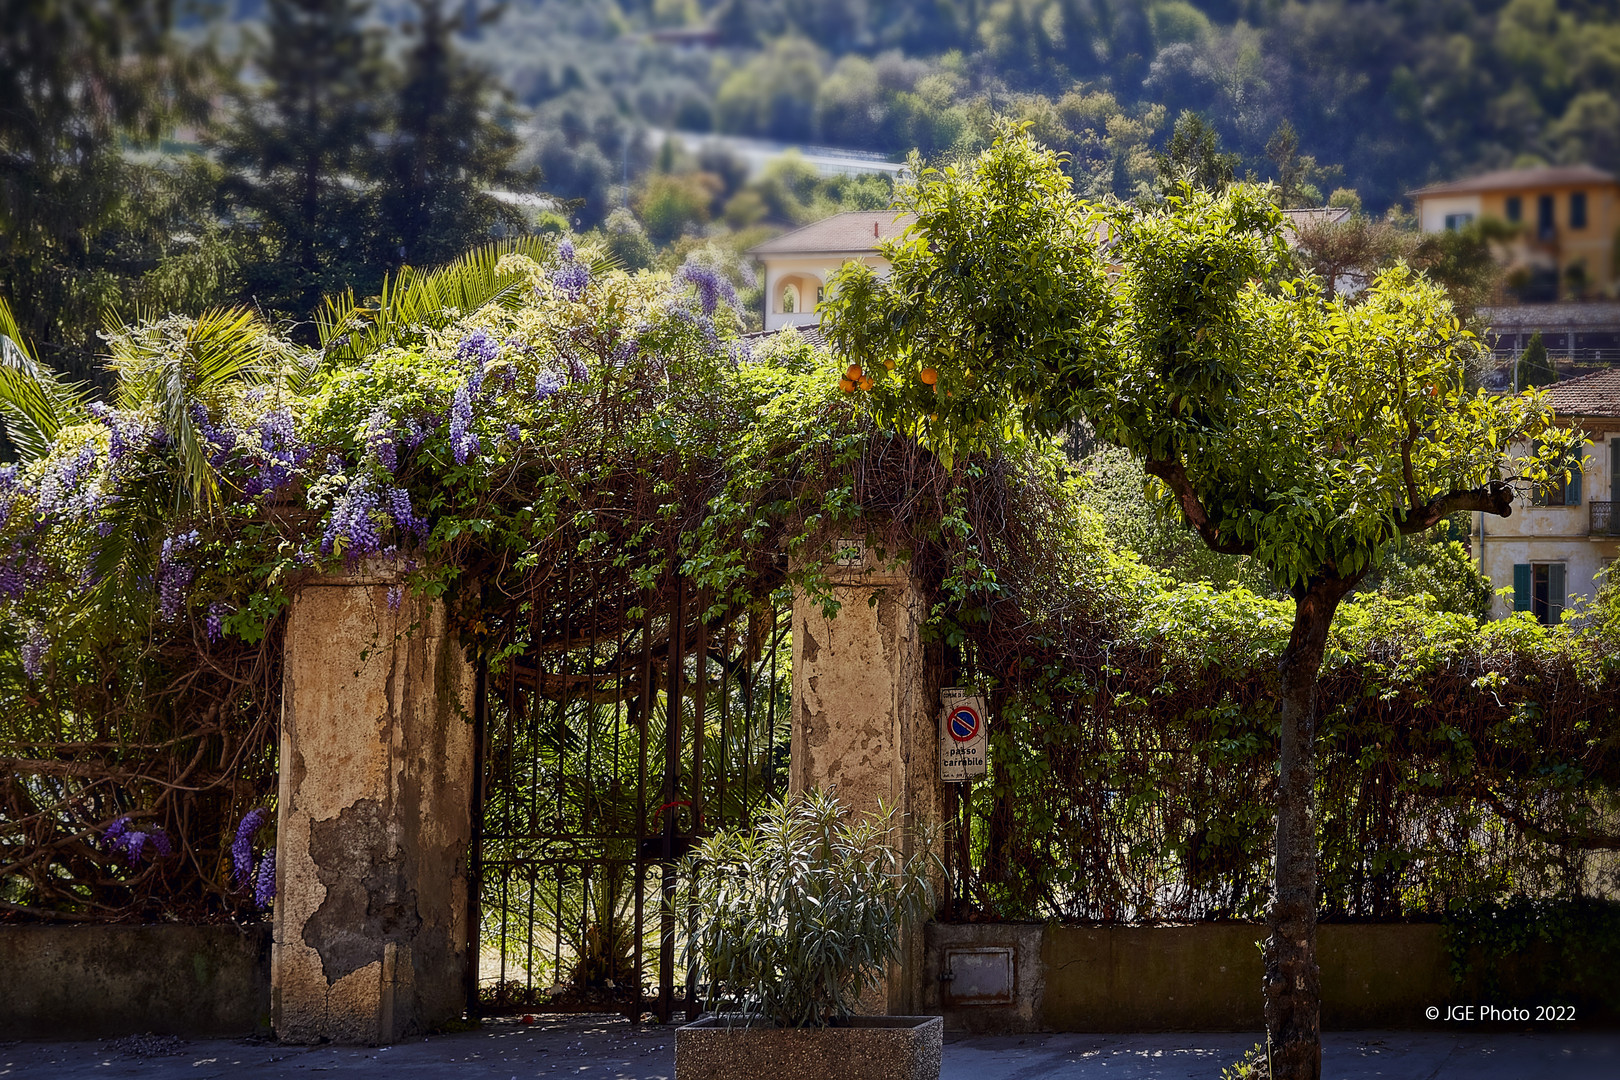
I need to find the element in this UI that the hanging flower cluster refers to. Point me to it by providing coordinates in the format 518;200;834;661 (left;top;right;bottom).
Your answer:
103;815;174;865
232;808;275;909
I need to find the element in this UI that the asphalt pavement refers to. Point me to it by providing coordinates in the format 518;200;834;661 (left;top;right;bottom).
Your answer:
2;1014;1617;1079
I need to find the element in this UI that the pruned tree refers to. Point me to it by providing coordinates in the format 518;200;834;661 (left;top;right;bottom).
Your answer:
822;124;1581;1080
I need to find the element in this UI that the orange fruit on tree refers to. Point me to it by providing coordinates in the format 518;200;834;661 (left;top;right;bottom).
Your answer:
858;375;874;391
839;378;855;393
846;364;863;381
919;368;938;385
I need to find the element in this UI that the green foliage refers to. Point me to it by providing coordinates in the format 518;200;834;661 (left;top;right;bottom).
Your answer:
827;126;1580;592
0;0;220;382
1445;899;1620;1018
821;121;1114;462
683;791;935;1027
1354;519;1491;620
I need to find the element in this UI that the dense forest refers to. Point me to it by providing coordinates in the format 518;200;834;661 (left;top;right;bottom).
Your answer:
4;0;1618;378
479;0;1620;217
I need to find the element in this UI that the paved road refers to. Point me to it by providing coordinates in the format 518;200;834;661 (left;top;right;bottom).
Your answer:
3;1015;1616;1079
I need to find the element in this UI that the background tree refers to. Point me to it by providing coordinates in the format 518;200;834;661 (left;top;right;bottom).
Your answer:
1265;120;1341;209
0;0;213;383
213;0;388;323
823;127;1581;1080
1153;110;1239;193
1516;331;1559;390
377;0;534;268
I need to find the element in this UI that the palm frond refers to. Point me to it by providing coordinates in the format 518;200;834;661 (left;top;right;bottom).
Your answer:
0;295;90;460
317;236;556;365
108;307;276;510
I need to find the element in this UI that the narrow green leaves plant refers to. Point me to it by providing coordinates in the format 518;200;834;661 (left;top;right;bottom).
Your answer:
683;791;936;1027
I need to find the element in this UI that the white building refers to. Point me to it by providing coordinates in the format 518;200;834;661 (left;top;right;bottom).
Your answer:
747;211;914;331
1479;369;1620;621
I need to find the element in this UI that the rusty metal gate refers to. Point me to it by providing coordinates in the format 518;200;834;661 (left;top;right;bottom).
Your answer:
467;564;790;1022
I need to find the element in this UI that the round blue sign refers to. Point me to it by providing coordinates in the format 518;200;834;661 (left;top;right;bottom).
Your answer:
948;705;981;742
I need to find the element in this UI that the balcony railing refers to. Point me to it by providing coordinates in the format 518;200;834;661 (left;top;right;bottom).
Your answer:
1594;501;1619;537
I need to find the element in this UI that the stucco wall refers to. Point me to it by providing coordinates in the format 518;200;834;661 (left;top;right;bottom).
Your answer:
790;546;941;1015
273;566;475;1044
925;922;1599;1032
0;924;271;1039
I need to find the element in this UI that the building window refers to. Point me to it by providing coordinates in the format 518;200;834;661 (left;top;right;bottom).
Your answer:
1530;438;1583;506
1514;562;1566;625
1537;194;1556;239
1444;212;1474;230
782;284;798;314
1505;196;1522;222
816;285;825;304
1571;191;1588;229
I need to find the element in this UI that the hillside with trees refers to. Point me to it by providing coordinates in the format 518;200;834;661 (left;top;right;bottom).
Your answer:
475;0;1620;218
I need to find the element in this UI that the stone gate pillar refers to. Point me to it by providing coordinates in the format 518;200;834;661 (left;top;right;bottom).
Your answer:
790;542;942;1014
272;564;475;1044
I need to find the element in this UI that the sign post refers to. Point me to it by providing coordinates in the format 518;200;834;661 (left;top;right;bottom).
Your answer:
939;687;988;782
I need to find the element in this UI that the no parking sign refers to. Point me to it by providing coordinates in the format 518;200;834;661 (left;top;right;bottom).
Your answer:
940;687;988;782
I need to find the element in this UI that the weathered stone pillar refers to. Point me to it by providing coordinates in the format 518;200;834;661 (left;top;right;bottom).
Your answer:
272;564;474;1044
790;542;942;1014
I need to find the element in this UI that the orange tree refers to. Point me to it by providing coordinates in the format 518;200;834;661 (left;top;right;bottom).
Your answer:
821;125;1582;1080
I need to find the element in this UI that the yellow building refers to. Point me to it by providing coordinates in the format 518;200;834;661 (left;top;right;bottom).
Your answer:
1411;165;1620;300
1478;369;1620;622
748;212;913;331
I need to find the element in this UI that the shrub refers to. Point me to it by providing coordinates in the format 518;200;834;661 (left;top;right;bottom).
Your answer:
684;791;935;1027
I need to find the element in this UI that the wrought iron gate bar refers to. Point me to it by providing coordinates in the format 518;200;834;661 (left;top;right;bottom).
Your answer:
469;558;791;1023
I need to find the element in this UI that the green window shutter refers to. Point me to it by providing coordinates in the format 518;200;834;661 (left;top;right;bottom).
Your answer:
1550;563;1566;622
1569;443;1583;505
1513;563;1532;611
1611;439;1619;503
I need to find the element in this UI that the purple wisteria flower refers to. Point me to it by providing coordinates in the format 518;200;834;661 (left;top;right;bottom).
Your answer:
0;551;46;600
676;262;738;317
505;423;521;443
158;530;200;621
551;240;590;300
387;585;404;612
455;329;500;370
189;402;238;468
242;408;307;496
20;626;46;680
321;479;383;556
89;402;155;467
534;371;563;400
254;850;276;908
36;443;103;521
103;815;173;865
382;487;427;540
206;602;228;643
450;384;480;465
0;464;18;529
233;808;270;886
364;406;398;472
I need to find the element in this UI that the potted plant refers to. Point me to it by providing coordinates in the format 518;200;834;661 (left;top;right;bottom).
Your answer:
675;790;942;1080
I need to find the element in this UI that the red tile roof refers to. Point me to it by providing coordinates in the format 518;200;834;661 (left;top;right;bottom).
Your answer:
748;212;915;255
1545;368;1620;419
1410;164;1617;198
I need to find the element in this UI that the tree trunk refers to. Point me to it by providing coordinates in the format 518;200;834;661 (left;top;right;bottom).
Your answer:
1264;576;1353;1080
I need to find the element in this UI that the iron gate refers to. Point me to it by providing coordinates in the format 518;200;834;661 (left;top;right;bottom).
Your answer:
467;564;791;1022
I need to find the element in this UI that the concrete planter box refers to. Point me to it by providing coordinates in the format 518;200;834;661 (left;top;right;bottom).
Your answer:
676;1015;943;1080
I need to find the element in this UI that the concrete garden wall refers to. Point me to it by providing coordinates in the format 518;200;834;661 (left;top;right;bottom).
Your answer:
0;924;271;1039
924;921;1603;1032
